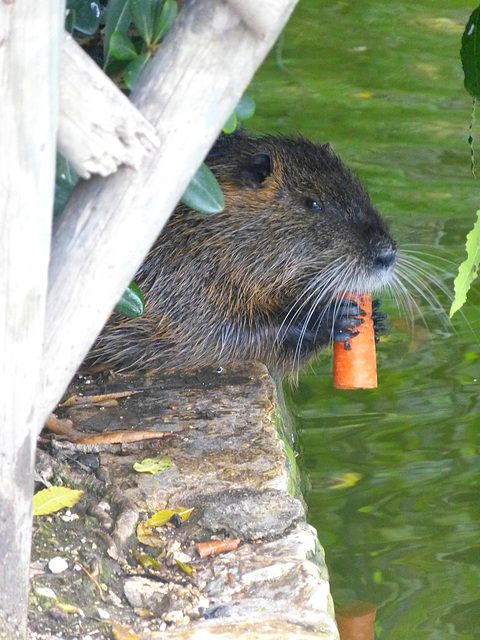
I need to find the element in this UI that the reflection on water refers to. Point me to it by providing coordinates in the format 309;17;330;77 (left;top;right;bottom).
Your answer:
250;1;480;638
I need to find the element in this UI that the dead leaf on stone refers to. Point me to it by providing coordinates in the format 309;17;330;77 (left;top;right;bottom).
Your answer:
55;602;84;615
59;391;135;407
33;486;83;516
72;430;168;446
196;538;240;558
111;622;141;640
133;455;172;474
136;522;165;548
175;558;196;577
146;507;194;528
132;550;164;571
44;413;77;437
46;408;169;445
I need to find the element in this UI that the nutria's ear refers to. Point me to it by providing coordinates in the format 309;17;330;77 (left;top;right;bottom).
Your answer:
239;152;273;188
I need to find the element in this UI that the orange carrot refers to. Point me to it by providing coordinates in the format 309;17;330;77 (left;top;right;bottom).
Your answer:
195;539;240;558
335;600;377;640
333;293;377;390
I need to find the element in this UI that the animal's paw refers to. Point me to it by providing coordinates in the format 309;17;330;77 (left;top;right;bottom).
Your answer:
332;298;364;343
334;298;388;347
372;298;388;343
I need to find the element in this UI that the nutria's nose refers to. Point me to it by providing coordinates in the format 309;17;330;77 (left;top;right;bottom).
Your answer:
374;250;396;270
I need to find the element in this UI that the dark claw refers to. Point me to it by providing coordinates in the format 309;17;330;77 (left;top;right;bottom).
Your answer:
372;300;388;341
335;315;365;331
372;311;387;322
333;327;360;342
337;299;361;317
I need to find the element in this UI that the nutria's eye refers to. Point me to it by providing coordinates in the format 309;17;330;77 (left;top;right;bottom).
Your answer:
305;198;322;212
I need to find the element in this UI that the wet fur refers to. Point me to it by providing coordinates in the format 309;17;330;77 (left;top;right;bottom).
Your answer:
87;132;397;376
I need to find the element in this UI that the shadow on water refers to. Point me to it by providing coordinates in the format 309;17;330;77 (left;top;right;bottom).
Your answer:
250;1;480;638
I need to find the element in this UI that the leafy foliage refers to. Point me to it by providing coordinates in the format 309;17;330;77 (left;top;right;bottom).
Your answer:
66;0;101;36
181;163;226;214
54;155;79;217
452;6;480;314
103;0;132;68
461;6;480;99
103;0;178;89
450;210;480;317
114;282;145;318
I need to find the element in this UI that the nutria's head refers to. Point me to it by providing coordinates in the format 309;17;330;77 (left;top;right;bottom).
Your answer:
90;132;398;375
204;133;397;309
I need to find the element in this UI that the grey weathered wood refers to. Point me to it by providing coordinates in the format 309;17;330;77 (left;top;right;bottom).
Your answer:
58;35;160;179
41;0;299;422
0;2;64;638
227;0;281;39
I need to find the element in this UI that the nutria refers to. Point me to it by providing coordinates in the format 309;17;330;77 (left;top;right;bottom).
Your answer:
87;131;397;376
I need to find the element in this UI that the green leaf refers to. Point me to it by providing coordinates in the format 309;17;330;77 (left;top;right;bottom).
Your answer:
181;163;225;214
115;282;145;318
103;0;132;69
222;112;237;134
146;507;194;527
450;210;480;317
109;31;138;61
33;487;83;516
54;155;79;217
175;559;194;575
461;6;480;99
66;0;101;35
133;456;172;474
130;0;157;45
124;52;151;90
234;93;255;121
153;0;178;44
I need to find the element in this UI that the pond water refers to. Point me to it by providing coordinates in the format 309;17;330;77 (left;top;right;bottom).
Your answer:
249;1;480;638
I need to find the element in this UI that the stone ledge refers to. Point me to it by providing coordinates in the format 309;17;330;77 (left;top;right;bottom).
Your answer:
30;362;339;639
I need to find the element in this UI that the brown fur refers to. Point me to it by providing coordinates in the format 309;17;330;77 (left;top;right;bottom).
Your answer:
87;132;397;375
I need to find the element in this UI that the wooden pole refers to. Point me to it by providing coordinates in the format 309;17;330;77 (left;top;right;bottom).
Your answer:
41;0;299;421
58;36;159;179
0;2;64;638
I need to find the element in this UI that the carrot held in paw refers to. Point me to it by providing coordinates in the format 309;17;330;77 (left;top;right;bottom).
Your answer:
333;293;377;390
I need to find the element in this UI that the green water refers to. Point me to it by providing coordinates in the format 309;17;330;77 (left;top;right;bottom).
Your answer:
249;2;480;638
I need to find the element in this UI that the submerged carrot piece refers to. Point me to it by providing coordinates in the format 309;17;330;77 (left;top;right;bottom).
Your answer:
336;600;377;640
333;293;377;390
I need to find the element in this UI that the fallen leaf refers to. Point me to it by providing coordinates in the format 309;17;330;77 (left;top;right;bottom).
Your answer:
132;550;164;570
33;487;83;516
111;622;141;640
331;472;363;489
175;558;196;576
55;602;84;615
73;430;168;445
146;507;194;528
136;522;164;548
59;391;134;407
133;456;172;474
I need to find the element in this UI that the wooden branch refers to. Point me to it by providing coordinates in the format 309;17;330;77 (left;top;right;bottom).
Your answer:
41;0;299;422
226;0;280;39
0;2;64;637
58;36;159;179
